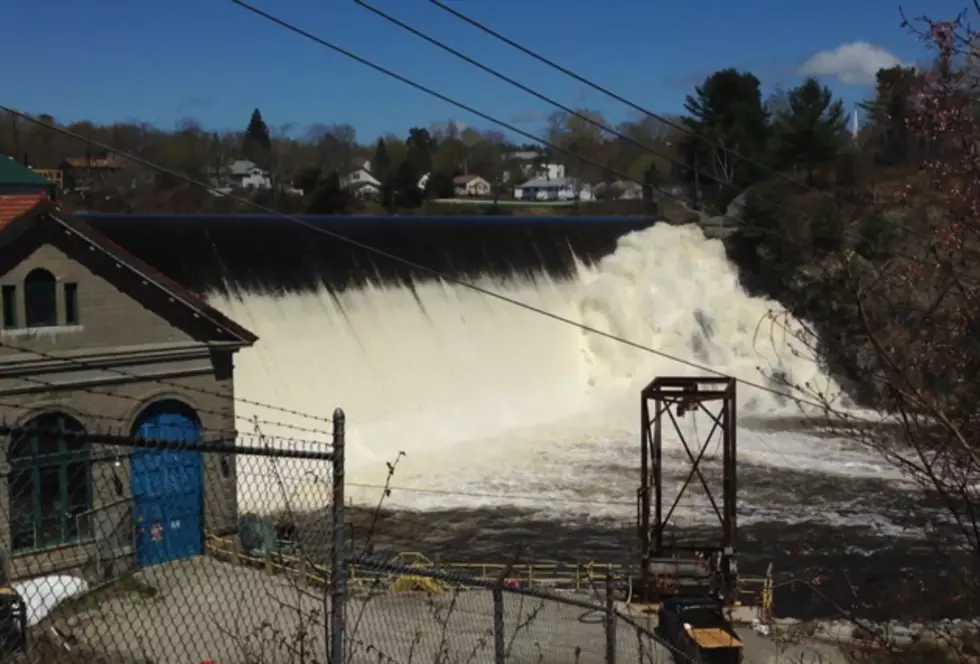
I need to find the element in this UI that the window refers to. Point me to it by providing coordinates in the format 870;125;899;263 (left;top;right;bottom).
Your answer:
24;268;58;327
8;413;91;552
64;283;79;325
1;285;15;329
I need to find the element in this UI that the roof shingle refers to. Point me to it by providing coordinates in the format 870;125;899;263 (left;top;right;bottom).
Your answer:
0;193;46;228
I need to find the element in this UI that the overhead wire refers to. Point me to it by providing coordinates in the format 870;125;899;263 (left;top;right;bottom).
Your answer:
424;0;945;249
352;0;835;235
3;104;851;420
219;1;947;418
349;0;971;287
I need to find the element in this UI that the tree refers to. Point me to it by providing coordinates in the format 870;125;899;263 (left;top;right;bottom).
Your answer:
771;77;848;185
859;65;921;165
405;127;435;174
242;108;271;167
306;171;351;214
372;138;392;183
682;69;770;204
425;171;455;199
383;159;424;210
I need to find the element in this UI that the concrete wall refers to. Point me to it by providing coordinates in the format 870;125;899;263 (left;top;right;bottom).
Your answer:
0;242;242;580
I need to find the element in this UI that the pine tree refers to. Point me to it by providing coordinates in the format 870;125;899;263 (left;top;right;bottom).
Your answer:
242;108;271;166
772;77;847;186
373;138;391;183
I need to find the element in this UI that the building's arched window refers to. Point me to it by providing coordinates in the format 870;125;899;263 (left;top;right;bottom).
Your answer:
7;413;91;552
24;268;58;327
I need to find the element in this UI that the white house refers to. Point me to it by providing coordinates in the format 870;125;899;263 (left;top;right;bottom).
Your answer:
348;181;380;199
514;176;593;202
453;175;491;197
502;151;566;183
228;160;272;190
341;166;381;190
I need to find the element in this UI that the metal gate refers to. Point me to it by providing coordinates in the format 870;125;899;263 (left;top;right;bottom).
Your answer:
131;408;203;566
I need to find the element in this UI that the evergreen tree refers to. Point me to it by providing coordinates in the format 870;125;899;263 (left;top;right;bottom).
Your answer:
858;66;920;165
242;108;271;167
385;159;424;210
306;171;351;214
682;69;770;204
372;138;392;183
772;77;847;186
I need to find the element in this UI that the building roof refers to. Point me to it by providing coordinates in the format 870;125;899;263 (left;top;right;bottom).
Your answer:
229;160;260;176
516;176;574;189
505;151;542;161
0;157;54;188
453;174;484;185
0;194;46;227
63;155;125;169
0;197;257;346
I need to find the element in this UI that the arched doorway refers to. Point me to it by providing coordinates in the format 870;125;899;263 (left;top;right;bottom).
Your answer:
130;400;203;566
7;412;90;552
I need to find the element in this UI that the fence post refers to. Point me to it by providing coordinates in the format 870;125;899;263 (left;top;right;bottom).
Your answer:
329;408;347;664
493;587;505;664
604;571;616;664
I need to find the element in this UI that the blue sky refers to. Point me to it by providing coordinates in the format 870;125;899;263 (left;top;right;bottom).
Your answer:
3;0;968;142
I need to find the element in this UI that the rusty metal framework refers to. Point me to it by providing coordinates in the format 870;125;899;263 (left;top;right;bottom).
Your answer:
636;376;738;604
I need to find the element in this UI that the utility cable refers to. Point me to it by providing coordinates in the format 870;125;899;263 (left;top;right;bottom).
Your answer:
3;105;854;420
226;0;962;292
0;338;335;439
350;0;969;285
221;1;956;415
425;0;943;249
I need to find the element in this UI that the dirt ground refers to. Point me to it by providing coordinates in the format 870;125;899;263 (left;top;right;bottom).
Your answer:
23;557;848;664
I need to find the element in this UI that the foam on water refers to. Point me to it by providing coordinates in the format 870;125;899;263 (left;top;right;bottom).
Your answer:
207;223;894;526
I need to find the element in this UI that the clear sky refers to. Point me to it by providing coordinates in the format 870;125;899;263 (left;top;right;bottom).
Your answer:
3;0;968;142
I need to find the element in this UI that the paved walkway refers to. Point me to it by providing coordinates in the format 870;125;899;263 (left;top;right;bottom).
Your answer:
45;557;672;664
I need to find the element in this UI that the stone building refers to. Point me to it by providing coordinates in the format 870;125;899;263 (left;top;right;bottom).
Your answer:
0;182;256;581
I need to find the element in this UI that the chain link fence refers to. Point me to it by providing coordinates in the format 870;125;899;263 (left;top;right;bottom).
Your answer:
346;558;677;664
1;408;697;664
0;410;345;664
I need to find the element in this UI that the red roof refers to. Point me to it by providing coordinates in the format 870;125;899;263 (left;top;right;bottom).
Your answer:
0;193;45;229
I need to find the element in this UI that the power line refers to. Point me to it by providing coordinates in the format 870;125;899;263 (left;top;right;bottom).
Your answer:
223;0;959;292
352;0;967;285
424;0;940;249
4;105;853;420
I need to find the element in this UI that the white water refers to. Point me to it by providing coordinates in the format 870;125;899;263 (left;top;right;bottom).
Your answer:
207;223;903;528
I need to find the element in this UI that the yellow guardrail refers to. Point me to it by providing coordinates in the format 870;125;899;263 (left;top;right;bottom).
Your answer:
205;535;774;620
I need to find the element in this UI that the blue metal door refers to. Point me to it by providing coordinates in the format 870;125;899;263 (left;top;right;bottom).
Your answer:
131;410;203;566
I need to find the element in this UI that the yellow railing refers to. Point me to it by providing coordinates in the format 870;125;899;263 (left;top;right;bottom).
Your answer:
204;535;774;619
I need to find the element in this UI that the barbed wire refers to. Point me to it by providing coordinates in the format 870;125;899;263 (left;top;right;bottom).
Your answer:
0;338;335;439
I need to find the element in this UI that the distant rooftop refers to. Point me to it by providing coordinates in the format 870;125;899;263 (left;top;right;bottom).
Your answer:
0;156;55;188
516;176;575;189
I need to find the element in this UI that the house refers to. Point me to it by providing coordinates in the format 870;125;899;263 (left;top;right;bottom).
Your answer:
60;154;126;191
228;160;272;190
340;165;380;191
514;176;593;202
348;181;381;200
453;175;491;197
501;151;566;183
0;169;256;580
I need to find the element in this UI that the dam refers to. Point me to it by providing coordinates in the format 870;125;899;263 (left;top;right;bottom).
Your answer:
81;212;890;528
